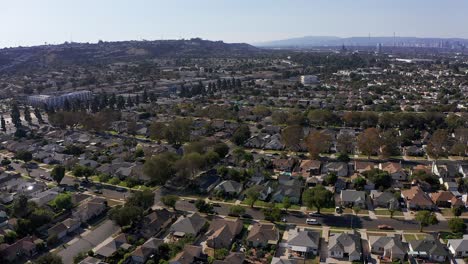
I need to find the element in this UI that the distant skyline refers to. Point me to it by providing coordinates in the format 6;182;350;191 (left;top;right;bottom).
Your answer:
1;0;468;48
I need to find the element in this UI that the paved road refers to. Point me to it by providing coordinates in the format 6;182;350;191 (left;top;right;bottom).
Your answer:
57;220;119;264
175;199;455;231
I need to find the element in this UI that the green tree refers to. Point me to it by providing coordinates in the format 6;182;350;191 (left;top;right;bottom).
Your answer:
34;253;63;264
452;206;463;217
127;189;154;210
415;210;438;232
426;129;449;159
24;105;32;124
448;218;466;234
281;125;304;151
283;196;291;212
161;195;179;210
195;199;213;214
51;165;66;183
353;177;366;191
213;142;229;158
229;205;246;217
357;127;380;159
72;165;94;180
302;185;333;214
108;205;143;227
10;101;22;128
231;124;251;146
143;153;177;185
245;186;262;208
51;193;73;211
1;115;6;132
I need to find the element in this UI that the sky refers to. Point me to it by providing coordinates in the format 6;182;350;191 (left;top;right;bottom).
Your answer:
1;0;468;47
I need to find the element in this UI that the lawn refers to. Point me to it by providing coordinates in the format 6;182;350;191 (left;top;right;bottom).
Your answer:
403;234;418;241
374;210;404;216
441;208;453;217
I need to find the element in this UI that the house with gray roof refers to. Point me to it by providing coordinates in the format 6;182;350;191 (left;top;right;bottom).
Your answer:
370;191;399;209
447;235;468;258
169;213;207;237
287;228;320;257
214;180;243;196
322;162;349;177
340;190;366;208
271;258;297;264
328;230;362;261
368;235;407;261
408;235;449;262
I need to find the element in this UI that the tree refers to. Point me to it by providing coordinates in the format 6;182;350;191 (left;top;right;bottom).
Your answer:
353;205;362;215
14;150;32;163
51;165;66;183
175;152;205;179
245;186;262;208
323;173;338;186
24;105;32;124
127;189;154;210
231;124;251;146
357;127;380;159
452;206;463;217
379;130;400;158
34;253;63;264
353;176;366;191
12;195;29;217
448;218;466;234
302;185;333;213
195;199;213;214
10;101;22;128
51;193;73;211
306;131;332;159
213;142;229;158
165;118;192;146
263;204;282;222
426;129;449;159
108;205;143;227
161;195;179;210
143;153;177;185
281;125;304;151
72;165;94;180
229;205;246;217
415;210;438;232
283;196;291;212
1;115;6;132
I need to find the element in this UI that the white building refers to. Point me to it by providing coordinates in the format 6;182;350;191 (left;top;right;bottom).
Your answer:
27;90;92;108
300;75;319;85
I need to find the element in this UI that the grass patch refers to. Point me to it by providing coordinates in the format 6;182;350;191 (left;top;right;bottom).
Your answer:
441;208;454;217
374;210;404;216
404;234;418;241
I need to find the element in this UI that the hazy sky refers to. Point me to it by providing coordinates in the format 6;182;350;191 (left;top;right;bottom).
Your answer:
1;0;467;47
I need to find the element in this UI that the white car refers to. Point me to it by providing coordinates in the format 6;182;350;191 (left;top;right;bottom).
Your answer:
306;218;319;225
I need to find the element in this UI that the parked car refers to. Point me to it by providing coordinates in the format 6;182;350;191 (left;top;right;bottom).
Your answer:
335;206;343;214
306;218;319;225
378;225;393;230
308;212;322;217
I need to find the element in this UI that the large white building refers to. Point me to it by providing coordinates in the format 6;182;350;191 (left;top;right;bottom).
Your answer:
27;90;92;108
300;75;319;85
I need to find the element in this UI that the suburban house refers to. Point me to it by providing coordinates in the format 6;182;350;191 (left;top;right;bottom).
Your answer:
379;162;407;181
47;218;81;240
169;213;207;237
72;197;107;223
401;186;434;210
368;235;407;261
205;217;243;249
130;238;164;264
94;233;131;259
340;190;366;208
0;236;38;263
214;180;243;196
447;235;468;258
354;161;376;174
271;257;297;264
328;231;362;261
271;179;302;204
246;222;279;248
169;245;203;264
272;158;296;173
322;162;348;177
431;191;456;208
212;252;245;264
140;209;175;238
408;236;449;262
370;191;399;209
294;160;321;177
287;228;320;257
196;173;221;193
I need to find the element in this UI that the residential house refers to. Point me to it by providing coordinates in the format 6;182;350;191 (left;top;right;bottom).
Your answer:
431;191;456;208
328;231;362;261
0;236;38;263
340;190;366;208
94;233;131;258
214;180;243;196
169;245;203;264
72;197;107;223
48;218;81;240
272;158;296;173
30;188;61;206
287;228;320;257
368;235;407;261
432;162;458;184
79;256;107;264
294;160;321;177
246;222;280;248
169;213;207;237
447;235;468;258
205;217;243;249
459;164;468;178
408;236;449;262
130;238;164;264
354;161;376;174
401;186;434;210
322;162;348;177
196;173;221;193
212;252;245;264
141;209;175;239
379;162;407;181
271;258;297;264
370;191;399;209
271;179;302;204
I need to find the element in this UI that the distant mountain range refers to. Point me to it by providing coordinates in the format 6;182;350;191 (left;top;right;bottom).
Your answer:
254;36;468;48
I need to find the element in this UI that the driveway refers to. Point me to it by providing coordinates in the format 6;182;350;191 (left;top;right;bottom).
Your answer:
57;220;119;264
